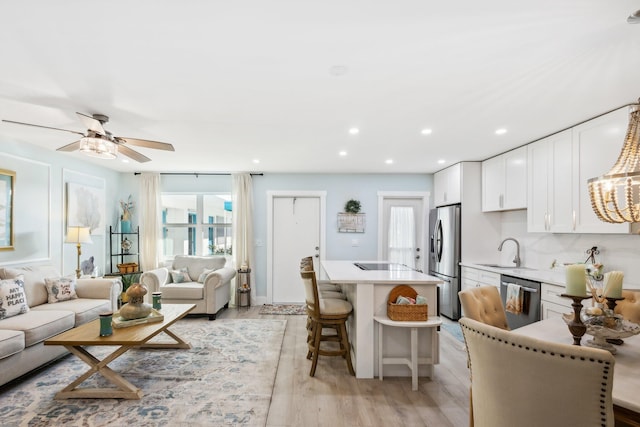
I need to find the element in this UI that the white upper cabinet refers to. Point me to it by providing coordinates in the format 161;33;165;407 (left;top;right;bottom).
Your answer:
527;129;573;232
571;107;631;234
433;163;461;207
482;146;527;212
527;106;634;234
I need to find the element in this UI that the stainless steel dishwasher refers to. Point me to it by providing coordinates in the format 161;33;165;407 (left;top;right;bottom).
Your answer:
500;274;541;329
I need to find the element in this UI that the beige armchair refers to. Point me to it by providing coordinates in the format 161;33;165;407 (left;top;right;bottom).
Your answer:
459;317;615;427
140;255;236;320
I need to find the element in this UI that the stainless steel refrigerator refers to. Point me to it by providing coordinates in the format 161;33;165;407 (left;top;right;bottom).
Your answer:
428;204;461;320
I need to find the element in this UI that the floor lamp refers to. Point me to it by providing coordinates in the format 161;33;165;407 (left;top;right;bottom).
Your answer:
65;226;93;279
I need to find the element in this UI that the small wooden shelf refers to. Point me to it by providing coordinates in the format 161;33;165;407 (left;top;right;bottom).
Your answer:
338;213;366;233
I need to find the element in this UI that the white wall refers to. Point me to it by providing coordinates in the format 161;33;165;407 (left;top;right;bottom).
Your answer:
497;209;640;287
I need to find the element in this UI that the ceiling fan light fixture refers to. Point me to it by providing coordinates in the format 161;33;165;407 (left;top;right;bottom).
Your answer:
628;10;640;24
79;136;118;159
588;104;640;223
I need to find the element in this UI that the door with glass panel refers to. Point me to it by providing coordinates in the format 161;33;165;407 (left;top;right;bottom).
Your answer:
380;196;425;272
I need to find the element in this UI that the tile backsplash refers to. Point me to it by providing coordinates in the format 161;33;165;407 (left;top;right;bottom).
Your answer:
498;210;640;287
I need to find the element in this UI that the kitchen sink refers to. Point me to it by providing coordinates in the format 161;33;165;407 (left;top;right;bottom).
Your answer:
476;263;535;270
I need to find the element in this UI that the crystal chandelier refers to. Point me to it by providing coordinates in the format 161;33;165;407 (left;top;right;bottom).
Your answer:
79;136;118;159
588;104;640;223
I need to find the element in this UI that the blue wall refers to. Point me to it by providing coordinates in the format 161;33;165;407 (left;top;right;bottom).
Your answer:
252;173;432;298
0;140;123;275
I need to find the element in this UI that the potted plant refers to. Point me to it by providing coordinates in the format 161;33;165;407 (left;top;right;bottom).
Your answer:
119;195;134;233
344;199;362;214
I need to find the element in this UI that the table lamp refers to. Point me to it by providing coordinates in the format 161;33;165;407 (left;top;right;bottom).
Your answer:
65;226;93;278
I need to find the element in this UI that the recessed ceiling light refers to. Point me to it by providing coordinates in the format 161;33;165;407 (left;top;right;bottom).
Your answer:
349;127;359;135
252;159;260;164
421;128;433;135
330;65;349;76
385;159;393;164
339;151;347;157
437;159;446;164
495;128;507;135
121;158;129;163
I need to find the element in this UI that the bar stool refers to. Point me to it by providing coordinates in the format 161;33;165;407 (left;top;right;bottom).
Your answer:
300;256;342;293
300;270;355;376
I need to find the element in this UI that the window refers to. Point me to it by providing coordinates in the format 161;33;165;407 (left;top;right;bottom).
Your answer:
161;194;232;261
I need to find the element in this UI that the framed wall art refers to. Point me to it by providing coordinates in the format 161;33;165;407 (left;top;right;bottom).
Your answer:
0;169;15;250
66;181;105;236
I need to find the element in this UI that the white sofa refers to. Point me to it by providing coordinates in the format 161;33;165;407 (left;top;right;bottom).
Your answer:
140;255;236;320
0;265;121;387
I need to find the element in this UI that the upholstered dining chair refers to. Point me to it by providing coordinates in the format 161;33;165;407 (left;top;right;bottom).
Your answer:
614;290;640;324
458;285;510;330
300;269;355;377
459;317;615;427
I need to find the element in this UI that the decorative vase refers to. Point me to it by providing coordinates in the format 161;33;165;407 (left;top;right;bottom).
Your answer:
119;282;152;320
120;220;131;233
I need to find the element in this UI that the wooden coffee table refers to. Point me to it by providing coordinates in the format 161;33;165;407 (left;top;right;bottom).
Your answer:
44;303;195;399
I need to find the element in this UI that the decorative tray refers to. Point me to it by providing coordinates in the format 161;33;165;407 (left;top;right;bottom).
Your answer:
562;312;640;354
112;309;164;329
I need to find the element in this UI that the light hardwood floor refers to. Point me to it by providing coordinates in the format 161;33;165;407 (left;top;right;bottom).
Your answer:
219;306;470;427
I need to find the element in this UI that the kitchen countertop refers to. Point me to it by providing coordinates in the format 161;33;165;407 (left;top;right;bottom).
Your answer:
322;260;442;284
460;262;640;290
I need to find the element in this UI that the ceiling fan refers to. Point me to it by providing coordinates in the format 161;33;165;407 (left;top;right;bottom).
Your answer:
2;112;174;163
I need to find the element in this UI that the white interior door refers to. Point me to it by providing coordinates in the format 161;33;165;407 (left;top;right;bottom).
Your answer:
379;194;427;272
272;196;321;303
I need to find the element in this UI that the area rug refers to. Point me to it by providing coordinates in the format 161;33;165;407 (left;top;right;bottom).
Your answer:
259;304;307;315
1;318;286;426
441;322;464;343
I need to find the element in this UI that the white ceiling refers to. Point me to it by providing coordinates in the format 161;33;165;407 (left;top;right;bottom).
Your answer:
1;1;640;174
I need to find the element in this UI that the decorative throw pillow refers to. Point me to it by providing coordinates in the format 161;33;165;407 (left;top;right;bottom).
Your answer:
0;275;30;319
44;277;78;304
197;268;214;283
170;268;191;284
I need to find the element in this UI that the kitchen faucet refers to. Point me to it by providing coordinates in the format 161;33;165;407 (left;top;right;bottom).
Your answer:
498;237;521;268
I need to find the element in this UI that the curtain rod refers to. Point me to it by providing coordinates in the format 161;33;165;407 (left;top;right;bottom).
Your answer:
134;172;263;177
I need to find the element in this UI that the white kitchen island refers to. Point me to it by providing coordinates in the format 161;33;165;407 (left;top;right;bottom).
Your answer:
320;260;442;379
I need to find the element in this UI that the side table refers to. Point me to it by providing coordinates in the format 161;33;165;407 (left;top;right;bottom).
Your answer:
374;314;442;391
236;268;251;309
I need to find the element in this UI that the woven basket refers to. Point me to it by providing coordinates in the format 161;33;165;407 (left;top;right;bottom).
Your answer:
387;284;428;321
117;263;139;274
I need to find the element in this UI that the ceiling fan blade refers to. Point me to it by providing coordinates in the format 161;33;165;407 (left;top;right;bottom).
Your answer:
119;137;175;151
118;144;152;163
2;119;86;136
56;140;81;152
76;112;106;135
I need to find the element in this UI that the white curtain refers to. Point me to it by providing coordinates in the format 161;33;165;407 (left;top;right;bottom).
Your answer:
388;206;415;268
232;173;255;305
139;173;162;271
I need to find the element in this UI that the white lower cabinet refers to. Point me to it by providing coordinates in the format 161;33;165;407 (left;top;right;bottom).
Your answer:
541;300;570;320
540;282;592;320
